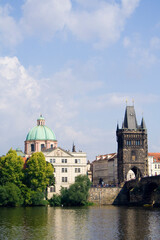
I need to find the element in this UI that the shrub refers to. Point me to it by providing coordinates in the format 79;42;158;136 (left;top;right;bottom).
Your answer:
49;194;61;207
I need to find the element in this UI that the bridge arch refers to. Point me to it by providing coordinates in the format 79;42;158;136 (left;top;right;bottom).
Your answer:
143;182;158;205
126;166;142;181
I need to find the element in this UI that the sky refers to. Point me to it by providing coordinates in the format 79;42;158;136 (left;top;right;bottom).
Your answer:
0;0;160;160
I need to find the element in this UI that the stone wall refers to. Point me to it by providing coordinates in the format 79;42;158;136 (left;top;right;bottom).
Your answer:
88;187;121;205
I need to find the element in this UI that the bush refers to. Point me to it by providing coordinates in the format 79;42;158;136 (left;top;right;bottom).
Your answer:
49;194;61;206
60;175;91;207
30;191;48;206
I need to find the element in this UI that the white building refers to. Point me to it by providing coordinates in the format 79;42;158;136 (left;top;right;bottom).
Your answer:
148;153;160;176
43;147;87;198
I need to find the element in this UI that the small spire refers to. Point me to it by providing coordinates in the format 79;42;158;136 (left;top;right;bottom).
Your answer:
72;142;76;152
141;117;146;129
116;122;119;131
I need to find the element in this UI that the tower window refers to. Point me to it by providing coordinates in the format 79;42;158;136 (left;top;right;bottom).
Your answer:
126;140;131;146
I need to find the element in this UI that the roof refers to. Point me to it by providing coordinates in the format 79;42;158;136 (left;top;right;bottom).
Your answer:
37;114;45;120
94;153;117;162
148;153;160;162
26;125;56;141
123;106;138;129
16;148;25;157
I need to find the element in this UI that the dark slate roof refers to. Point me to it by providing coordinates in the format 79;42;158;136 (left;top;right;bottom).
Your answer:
123;106;138;130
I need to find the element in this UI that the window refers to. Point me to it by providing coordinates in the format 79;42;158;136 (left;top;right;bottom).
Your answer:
75;159;81;164
62;159;67;163
50;159;55;164
158;165;160;169
62;177;67;182
50;186;55;192
62;168;67;173
51;144;53;148
54;168;56;172
31;144;35;152
41;144;45;150
155;164;157;169
75;168;81;173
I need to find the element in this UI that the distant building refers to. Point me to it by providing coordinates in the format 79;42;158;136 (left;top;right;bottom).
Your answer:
43;147;87;197
148;153;160;176
87;160;93;182
24;115;57;155
92;153;117;186
116;105;148;184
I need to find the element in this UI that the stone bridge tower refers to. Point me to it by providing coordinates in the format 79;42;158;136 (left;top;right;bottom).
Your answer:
116;105;148;184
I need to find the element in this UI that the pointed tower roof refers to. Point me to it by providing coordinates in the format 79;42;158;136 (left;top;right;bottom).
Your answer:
123;106;138;130
141;117;146;129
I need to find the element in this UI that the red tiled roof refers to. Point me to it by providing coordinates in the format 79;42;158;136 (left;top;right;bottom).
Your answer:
94;153;117;162
148;153;160;162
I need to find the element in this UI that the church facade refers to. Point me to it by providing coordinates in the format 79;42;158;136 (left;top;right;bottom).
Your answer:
116;105;148;184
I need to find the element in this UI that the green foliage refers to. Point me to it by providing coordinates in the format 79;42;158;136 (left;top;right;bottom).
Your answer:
0;183;23;207
30;191;48;206
60;175;91;206
0;148;24;187
24;152;54;192
49;194;61;207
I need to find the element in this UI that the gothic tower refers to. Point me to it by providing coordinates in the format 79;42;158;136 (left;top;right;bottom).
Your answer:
116;105;148;184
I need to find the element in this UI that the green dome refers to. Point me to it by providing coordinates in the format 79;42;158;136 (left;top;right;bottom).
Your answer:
26;125;56;141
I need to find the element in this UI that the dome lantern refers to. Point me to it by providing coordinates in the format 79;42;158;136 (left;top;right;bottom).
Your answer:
37;114;45;126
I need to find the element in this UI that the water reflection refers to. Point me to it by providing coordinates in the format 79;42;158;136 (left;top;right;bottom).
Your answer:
0;206;160;240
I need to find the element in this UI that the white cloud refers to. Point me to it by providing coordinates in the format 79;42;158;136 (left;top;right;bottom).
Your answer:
0;56;40;111
0;0;141;48
123;34;159;67
123;36;131;48
0;4;22;47
21;0;71;40
18;0;140;48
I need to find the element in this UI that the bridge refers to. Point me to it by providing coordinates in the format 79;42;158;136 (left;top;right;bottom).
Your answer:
113;175;160;206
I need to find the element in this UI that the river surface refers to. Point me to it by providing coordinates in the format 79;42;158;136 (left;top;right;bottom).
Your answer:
0;206;160;240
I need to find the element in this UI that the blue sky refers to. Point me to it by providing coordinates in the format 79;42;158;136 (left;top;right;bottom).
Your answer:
0;0;160;160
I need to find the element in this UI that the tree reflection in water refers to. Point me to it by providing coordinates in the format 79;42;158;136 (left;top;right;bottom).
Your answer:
0;206;160;240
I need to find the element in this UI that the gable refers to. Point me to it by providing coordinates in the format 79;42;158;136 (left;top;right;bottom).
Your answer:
43;147;73;157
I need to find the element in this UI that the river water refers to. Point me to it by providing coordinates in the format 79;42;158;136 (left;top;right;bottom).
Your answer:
0;206;160;240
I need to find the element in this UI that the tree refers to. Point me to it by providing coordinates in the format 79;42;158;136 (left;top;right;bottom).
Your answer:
0;149;24;187
60;175;91;206
24;152;54;192
0;183;23;207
